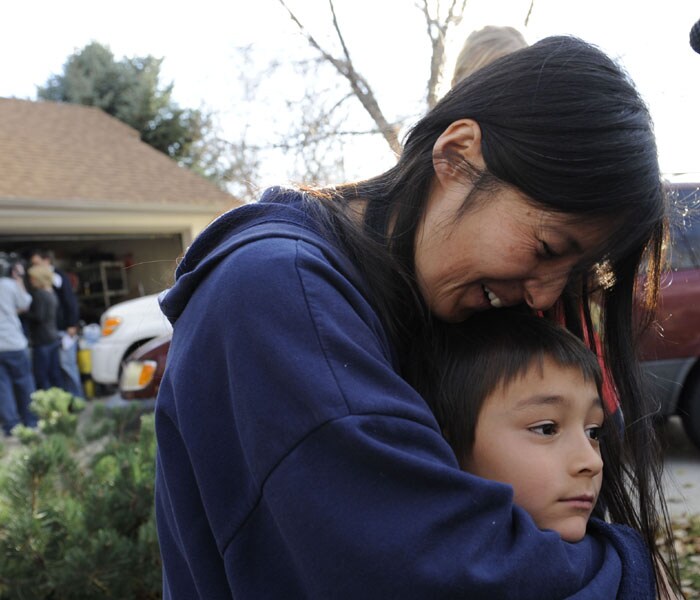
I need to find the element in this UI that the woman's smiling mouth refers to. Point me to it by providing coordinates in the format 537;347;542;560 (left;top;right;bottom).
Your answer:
483;285;503;308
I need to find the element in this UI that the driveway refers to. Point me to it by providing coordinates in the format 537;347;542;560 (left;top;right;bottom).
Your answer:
662;416;700;517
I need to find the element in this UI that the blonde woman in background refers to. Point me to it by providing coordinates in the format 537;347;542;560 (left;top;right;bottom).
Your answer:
26;264;63;391
452;25;528;86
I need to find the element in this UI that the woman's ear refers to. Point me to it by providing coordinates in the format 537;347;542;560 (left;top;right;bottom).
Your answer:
432;119;485;184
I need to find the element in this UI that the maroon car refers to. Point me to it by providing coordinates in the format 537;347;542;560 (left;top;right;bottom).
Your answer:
118;333;171;402
639;182;700;449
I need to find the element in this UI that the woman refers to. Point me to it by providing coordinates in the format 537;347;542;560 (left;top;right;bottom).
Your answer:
155;37;677;598
26;264;64;391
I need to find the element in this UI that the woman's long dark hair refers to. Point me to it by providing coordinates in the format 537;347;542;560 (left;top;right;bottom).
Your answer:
304;35;677;595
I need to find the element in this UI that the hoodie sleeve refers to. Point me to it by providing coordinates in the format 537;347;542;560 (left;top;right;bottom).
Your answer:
580;519;657;599
156;234;643;599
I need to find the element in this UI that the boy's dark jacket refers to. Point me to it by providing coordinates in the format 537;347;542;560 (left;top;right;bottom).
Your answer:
155;188;655;599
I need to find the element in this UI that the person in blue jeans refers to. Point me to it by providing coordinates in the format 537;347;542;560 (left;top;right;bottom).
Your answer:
0;259;37;434
29;249;83;398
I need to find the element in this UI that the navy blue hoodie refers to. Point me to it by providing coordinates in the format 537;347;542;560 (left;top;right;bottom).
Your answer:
155;188;655;599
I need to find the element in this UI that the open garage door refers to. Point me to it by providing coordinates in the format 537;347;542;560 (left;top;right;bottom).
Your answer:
0;233;182;324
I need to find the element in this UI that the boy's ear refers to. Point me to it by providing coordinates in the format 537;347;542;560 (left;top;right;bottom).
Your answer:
432;119;485;183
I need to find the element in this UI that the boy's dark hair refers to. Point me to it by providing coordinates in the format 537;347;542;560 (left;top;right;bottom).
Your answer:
421;307;604;465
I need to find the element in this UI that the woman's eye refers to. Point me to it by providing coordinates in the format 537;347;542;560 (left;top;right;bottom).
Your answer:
530;422;558;436
539;241;560;259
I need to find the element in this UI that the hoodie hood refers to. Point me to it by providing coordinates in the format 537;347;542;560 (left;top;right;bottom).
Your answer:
159;187;328;326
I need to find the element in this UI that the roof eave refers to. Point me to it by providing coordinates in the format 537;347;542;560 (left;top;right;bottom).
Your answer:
0;196;236;214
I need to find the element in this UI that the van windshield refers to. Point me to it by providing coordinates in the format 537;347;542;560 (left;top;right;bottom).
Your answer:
669;185;700;271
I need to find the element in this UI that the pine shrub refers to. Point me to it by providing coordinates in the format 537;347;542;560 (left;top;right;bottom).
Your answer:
0;388;160;599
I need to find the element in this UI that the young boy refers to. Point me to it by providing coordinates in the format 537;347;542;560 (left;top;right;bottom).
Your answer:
421;308;685;596
422;308;608;543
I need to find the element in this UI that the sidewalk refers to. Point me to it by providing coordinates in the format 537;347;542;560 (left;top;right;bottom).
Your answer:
662;416;700;517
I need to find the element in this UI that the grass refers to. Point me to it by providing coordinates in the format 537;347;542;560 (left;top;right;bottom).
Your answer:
670;514;700;599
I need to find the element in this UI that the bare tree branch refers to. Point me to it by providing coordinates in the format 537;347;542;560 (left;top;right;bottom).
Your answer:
524;0;535;26
272;127;387;151
421;0;468;108
252;0;478;184
329;0;353;66
277;0;402;156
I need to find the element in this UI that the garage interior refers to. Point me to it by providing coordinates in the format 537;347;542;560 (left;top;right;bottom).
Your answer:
0;97;242;327
0;233;183;325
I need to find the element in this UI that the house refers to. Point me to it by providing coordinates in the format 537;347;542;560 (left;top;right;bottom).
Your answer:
0;97;242;322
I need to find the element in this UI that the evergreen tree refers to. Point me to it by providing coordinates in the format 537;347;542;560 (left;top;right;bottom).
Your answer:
0;389;161;599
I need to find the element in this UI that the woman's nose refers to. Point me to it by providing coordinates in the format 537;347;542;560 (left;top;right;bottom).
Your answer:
523;275;568;311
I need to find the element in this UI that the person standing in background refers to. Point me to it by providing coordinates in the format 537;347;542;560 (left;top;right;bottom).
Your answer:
29;250;83;398
451;25;528;86
26;264;64;391
0;256;37;434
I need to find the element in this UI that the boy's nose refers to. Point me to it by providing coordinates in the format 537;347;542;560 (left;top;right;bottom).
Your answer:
571;436;604;476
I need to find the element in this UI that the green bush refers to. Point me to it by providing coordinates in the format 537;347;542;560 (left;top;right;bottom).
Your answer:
0;389;160;599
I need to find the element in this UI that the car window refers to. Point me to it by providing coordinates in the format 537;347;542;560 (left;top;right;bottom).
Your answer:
669;185;700;272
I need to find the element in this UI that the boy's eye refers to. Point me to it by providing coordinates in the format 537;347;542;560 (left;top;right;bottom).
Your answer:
529;422;558;436
586;426;603;443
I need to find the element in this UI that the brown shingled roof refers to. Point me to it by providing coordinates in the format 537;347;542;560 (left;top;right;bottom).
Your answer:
0;97;240;210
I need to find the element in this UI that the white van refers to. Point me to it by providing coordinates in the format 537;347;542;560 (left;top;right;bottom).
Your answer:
90;293;172;385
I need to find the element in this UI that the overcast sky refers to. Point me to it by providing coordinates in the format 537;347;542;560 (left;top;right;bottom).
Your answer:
4;0;700;182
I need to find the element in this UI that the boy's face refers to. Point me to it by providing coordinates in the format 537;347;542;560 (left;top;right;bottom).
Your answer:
463;356;604;542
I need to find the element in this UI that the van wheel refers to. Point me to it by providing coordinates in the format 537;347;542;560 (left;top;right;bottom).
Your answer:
679;377;700;451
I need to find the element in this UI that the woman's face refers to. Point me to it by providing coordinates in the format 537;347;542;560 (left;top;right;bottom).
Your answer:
414;183;610;322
